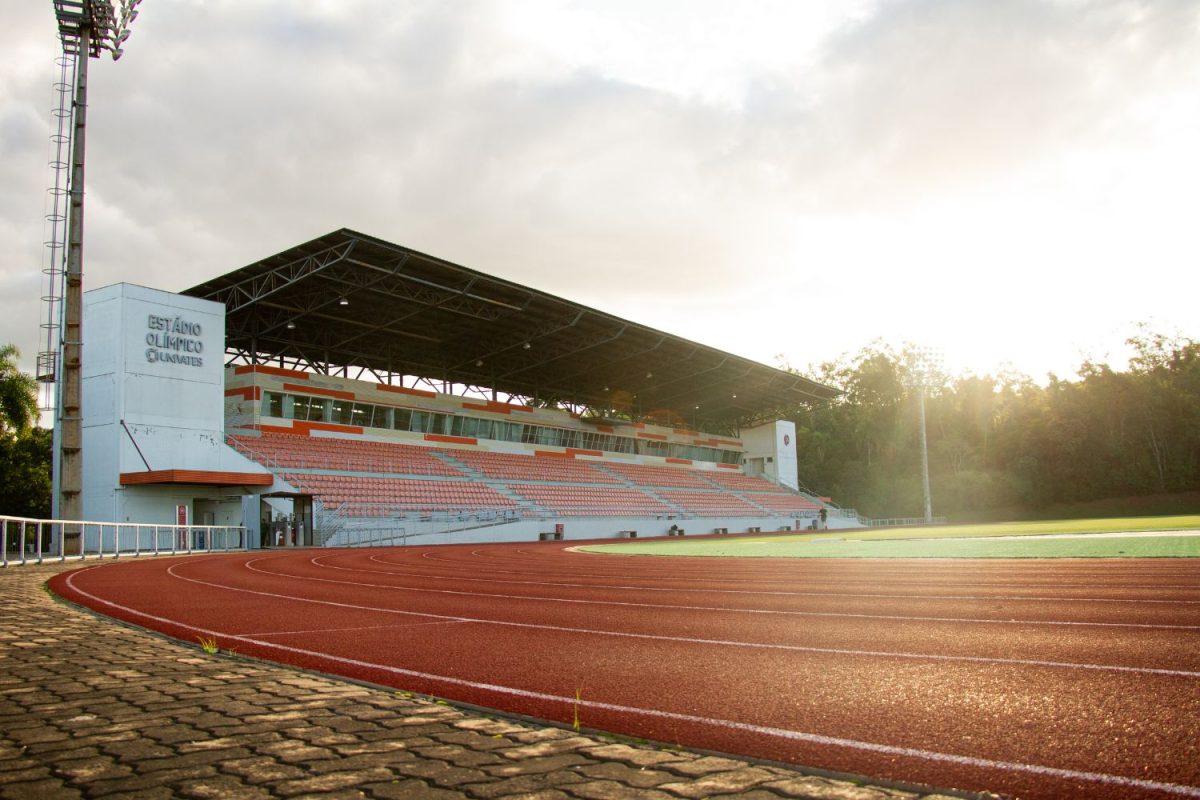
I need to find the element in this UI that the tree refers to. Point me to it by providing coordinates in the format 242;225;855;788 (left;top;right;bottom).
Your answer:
0;427;52;518
0;345;50;518
0;344;38;435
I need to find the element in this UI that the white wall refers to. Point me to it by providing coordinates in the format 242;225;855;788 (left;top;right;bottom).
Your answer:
82;283;268;524
740;420;798;491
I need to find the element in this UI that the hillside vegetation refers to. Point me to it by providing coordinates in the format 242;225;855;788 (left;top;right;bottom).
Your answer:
788;329;1200;521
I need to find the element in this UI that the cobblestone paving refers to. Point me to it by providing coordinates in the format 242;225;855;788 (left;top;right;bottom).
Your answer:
1;561;981;800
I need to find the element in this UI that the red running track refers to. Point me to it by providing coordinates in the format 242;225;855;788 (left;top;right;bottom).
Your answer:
49;542;1200;800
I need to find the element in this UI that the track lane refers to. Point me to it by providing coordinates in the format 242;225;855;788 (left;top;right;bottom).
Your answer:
49;545;1200;800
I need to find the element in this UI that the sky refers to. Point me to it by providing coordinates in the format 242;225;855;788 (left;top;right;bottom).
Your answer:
2;0;1198;390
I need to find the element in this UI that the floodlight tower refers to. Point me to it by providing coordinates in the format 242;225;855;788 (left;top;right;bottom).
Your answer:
48;0;141;530
911;346;943;524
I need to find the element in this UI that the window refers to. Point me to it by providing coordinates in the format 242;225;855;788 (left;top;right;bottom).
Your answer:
291;395;318;421
264;392;283;418
330;400;353;425
392;408;412;431
350;403;373;427
494;421;522;442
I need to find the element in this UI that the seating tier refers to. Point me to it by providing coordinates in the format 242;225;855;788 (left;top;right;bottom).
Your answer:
234;433;462;476
285;473;517;516
600;462;715;489
450;450;620;484
745;492;822;512
506;484;673;517
657;490;762;516
702;471;789;493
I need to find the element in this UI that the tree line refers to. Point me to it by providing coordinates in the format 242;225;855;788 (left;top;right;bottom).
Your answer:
0;344;51;518
786;329;1200;521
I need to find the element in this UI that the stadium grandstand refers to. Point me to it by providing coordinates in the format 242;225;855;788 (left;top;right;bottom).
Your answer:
78;229;848;547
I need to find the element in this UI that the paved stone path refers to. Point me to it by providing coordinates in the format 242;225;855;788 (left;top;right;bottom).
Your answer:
1;561;984;800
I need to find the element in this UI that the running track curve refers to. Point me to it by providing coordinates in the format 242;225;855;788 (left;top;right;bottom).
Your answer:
49;542;1200;800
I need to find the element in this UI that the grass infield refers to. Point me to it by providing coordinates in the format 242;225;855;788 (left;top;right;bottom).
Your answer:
581;515;1200;558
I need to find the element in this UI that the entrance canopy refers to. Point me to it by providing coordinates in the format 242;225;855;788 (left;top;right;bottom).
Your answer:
184;229;837;429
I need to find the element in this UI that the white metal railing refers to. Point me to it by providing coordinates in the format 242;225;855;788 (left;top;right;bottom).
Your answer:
1;514;248;566
864;516;948;528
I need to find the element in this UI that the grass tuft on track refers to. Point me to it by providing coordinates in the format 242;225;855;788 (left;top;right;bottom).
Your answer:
581;515;1200;558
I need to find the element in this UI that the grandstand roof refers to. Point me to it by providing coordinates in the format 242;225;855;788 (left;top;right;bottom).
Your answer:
184;229;837;428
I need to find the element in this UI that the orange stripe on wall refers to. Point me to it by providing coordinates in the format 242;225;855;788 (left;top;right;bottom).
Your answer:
253;424;297;435
694;438;744;448
377;384;437;399
666;457;693;465
462;399;534;414
224;386;262;401
596;425;614;433
636;432;669;441
717;463;741;470
566;448;604;458
294;421;363;435
424;434;475;448
462;402;505;414
533;450;573;459
283;382;354;400
234;365;309;380
120;470;274;486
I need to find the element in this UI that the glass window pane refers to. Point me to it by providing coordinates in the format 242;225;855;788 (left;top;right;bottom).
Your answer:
264;392;283;418
350;403;372;427
330;400;352;425
291;395;312;421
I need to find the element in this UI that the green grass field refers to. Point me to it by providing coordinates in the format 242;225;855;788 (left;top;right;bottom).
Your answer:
580;515;1200;558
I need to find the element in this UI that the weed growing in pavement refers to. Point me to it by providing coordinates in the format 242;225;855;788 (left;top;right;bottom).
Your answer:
573;688;582;732
197;635;219;655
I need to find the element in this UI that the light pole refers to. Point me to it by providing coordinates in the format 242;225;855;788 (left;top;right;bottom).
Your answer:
49;0;141;537
910;347;942;524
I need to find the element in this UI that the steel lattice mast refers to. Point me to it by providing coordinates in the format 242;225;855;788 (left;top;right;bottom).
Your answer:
49;0;141;538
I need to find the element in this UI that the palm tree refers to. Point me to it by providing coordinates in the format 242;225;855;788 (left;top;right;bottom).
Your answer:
0;344;38;435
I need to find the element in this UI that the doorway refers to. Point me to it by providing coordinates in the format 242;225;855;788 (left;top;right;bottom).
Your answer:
259;495;313;547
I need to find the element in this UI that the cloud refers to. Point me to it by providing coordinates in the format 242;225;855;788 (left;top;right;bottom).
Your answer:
741;0;1200;212
0;0;1197;383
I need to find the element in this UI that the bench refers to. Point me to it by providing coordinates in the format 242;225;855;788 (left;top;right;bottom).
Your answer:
713;527;729;534
667;527;686;536
617;530;638;538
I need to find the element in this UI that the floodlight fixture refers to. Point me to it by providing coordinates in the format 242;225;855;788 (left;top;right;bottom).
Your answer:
339;297;349;306
286;321;296;330
522;342;531;350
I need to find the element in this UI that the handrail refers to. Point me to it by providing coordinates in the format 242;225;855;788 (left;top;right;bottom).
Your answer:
2;514;248;566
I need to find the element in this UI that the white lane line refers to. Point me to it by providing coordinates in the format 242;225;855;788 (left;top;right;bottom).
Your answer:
285;557;1200;632
162;560;1200;678
241;620;468;638
348;556;1200;606
367;550;1200;589
59;568;1200;800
